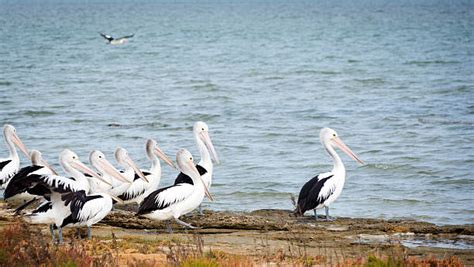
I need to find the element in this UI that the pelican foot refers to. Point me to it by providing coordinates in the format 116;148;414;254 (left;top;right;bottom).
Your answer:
174;218;198;229
325;216;335;221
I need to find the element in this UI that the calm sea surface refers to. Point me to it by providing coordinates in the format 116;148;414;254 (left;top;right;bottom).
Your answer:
0;0;473;225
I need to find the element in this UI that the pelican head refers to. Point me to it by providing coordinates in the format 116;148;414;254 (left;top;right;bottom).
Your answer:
59;149;110;185
320;127;364;165
89;150;130;184
3;124;29;159
30;149;58;175
145;139;176;169
115;147;148;183
193;121;220;164
176;148;214;201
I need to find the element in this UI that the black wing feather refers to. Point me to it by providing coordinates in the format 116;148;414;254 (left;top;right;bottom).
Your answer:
133;171;151;181
99;32;114;41
61;190;103;226
173;164;207;185
0;159;12;172
4;165;44;198
296;175;333;216
136;185;176;215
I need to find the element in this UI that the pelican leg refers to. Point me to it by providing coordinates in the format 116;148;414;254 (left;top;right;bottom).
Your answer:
58;227;63;244
166;221;173;234
87;226;92;240
313;209;318;221
49;224;56;242
198;204;204;215
325;206;334;221
174;218;197;229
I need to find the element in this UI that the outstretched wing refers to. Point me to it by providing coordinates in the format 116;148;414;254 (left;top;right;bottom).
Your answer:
5;171;82;199
137;183;193;215
296;173;334;215
117;33;134;40
99;32;114;41
4;165;45;198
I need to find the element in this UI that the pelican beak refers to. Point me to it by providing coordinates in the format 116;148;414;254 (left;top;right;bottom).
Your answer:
332;137;364;165
200;131;220;165
123;153;149;183
188;161;214;201
154;146;176;169
11;132;30;160
110;194;124;205
40;158;58;176
97;158;131;184
70;160;112;187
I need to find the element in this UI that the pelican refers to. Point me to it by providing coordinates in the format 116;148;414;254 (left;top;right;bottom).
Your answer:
137;148;213;230
88;149;137;193
106;147;148;197
117;139;175;204
99;32;134;45
0;124;30;188
295;128;364;221
4;149;57;207
60;190;123;240
16;149;113;243
173;121;219;213
59;150;131;240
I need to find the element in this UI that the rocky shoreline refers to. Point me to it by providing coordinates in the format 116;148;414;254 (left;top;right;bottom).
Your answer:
1;202;473;265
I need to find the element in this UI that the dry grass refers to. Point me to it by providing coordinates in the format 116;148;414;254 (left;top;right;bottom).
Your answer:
0;219;465;267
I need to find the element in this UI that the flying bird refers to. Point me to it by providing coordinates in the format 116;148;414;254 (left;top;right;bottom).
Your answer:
99;32;134;45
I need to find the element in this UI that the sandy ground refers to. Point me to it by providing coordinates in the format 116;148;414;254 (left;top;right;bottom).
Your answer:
1;201;473;265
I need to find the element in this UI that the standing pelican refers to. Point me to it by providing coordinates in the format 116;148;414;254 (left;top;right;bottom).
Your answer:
17;149;112;243
295;128;364;221
137;148;213;230
117;139;175;204
0;124;30;187
173;122;219;213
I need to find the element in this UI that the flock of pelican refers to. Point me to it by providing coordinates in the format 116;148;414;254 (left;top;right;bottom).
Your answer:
0;122;218;242
0;122;363;244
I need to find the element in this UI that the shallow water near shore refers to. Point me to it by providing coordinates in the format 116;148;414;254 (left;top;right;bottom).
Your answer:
0;0;473;225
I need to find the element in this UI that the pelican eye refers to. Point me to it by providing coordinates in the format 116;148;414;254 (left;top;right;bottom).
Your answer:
333;134;336;137
202;128;205;131
189;157;192;160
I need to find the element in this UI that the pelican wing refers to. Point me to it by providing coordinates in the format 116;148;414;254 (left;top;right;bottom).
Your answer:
173;164;207;185
4;165;45;198
5;171;82;199
61;190;104;225
99;32;114;41
137;183;193;215
0;159;12;172
296;173;334;215
116;34;134;40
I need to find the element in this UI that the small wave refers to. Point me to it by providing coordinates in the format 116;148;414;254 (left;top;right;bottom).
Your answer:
0;81;12;86
22;110;56;117
354;78;385;85
363;163;411;170
292;70;340;75
431;178;473;185
404;60;460;66
191;82;219;91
